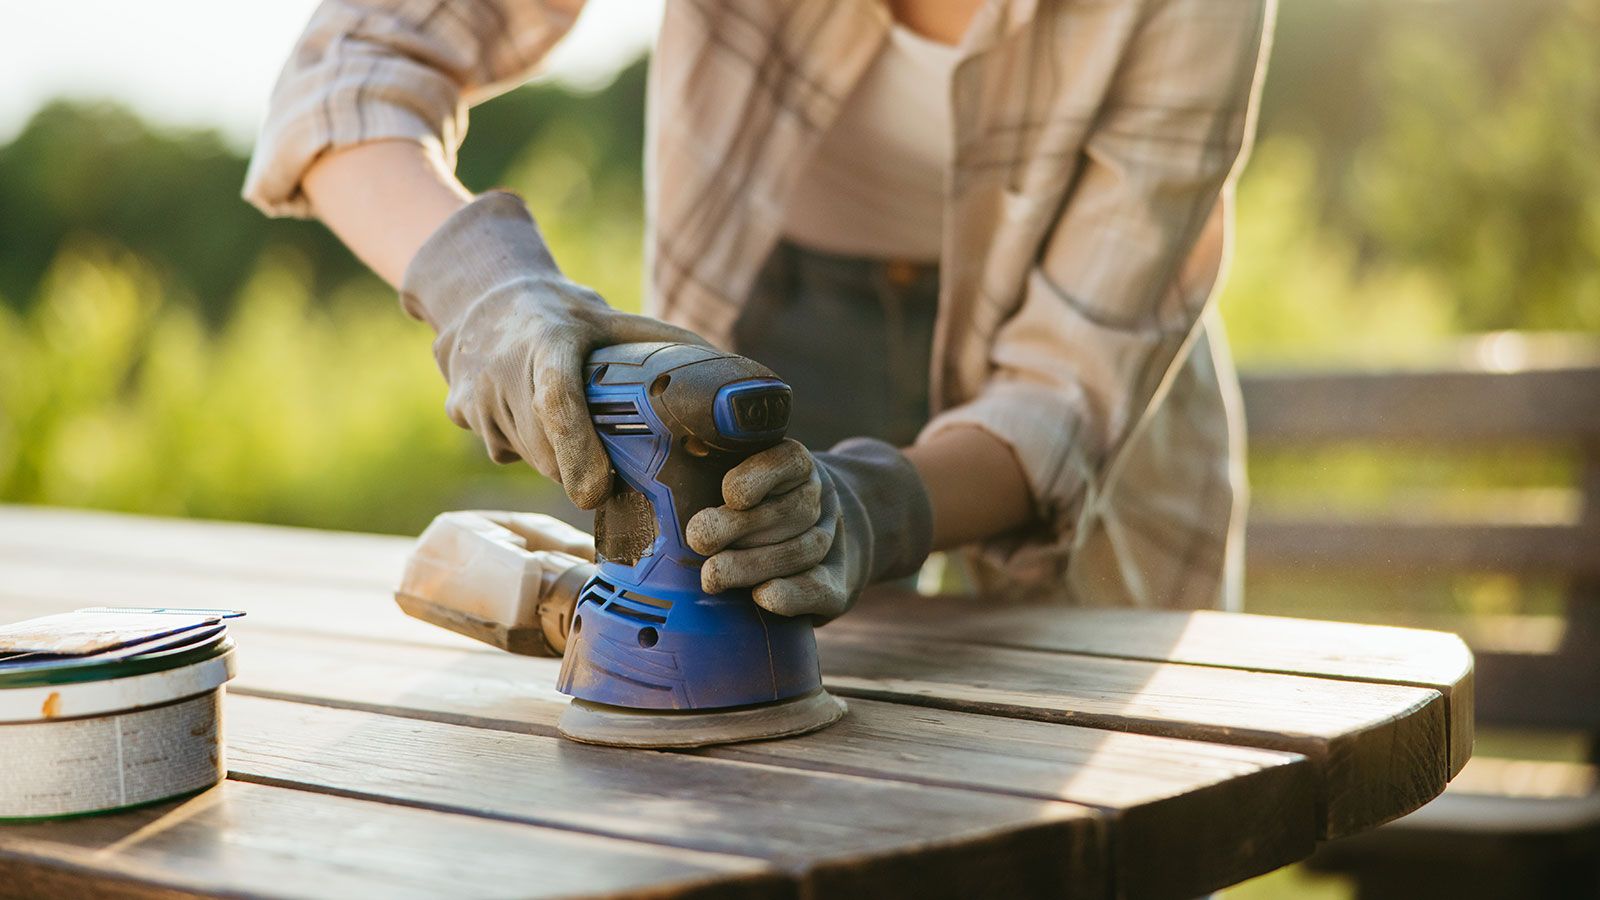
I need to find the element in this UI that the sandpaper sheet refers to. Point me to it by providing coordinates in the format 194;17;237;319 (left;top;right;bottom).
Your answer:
0;610;226;658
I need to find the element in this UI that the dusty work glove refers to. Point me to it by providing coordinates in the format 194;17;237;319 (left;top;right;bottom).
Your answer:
400;191;708;509
684;437;934;621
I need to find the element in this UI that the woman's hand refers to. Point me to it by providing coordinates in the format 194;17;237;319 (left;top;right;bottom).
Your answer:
304;145;702;507
685;437;933;620
400;191;710;510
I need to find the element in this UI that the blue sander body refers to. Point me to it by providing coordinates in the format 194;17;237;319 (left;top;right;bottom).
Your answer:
554;342;846;748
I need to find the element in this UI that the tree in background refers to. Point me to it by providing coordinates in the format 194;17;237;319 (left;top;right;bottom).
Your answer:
1256;0;1599;331
1350;0;1600;330
0;59;650;320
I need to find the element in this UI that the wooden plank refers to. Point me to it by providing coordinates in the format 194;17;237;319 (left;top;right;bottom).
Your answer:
0;504;407;589
1307;763;1600;899
1239;365;1600;444
815;631;1448;839
1444;756;1597;800
1308;809;1600;900
1473;649;1600;731
0;553;488;649
842;590;1475;777
1246;517;1600;578
224;695;1104;900
0;780;786;900
198;627;1313;900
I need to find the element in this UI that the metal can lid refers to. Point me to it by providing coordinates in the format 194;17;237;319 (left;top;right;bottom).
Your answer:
1;607;242;688
0;641;236;724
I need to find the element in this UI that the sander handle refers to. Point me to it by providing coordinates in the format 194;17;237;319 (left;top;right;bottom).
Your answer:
585;342;791;587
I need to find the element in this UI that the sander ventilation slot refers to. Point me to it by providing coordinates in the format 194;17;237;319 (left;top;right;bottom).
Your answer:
589;401;649;435
606;592;671;625
579;578;675;626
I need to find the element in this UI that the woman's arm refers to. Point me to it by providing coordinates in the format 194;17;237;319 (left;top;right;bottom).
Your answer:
681;425;1032;620
915;0;1271;577
903;427;1033;551
302;140;472;287
245;3;716;511
243;0;582;220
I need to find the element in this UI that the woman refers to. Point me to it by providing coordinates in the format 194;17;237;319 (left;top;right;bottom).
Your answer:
246;0;1273;619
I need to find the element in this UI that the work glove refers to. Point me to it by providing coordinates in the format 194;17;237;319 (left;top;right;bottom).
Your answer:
400;191;709;510
684;437;934;621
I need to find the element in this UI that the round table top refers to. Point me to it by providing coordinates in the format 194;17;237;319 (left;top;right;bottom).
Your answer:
0;505;1471;900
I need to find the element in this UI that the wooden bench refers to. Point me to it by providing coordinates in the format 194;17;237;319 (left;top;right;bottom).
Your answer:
1238;342;1600;898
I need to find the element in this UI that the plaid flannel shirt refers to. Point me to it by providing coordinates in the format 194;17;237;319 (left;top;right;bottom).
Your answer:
246;0;1274;610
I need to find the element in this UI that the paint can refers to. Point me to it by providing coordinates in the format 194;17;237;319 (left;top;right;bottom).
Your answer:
0;608;241;821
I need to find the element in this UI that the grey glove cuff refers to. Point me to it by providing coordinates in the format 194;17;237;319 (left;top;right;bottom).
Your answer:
399;190;562;331
816;436;934;585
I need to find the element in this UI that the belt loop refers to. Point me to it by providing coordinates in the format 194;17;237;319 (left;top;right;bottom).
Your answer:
885;259;920;290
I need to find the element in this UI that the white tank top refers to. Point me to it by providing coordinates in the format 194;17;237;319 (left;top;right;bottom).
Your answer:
781;25;960;262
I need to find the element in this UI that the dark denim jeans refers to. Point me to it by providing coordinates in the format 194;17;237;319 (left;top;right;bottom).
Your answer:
732;241;939;452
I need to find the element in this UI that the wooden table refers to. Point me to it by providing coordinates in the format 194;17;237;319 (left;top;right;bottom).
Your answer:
0;506;1473;900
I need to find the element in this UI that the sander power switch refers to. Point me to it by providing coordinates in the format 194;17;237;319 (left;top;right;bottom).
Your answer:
713;379;791;441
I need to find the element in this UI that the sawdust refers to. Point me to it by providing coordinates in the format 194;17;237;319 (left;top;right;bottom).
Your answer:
595;486;657;565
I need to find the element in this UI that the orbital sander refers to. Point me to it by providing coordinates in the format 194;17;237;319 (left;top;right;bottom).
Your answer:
396;342;846;749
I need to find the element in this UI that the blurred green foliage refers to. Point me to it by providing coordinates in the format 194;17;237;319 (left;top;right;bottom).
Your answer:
2;0;1598;549
0;241;506;531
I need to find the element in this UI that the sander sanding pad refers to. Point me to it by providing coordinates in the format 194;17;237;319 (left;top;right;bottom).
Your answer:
557;688;847;749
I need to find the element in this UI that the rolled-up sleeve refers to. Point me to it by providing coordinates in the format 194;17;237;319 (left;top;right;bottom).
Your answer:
921;0;1272;557
244;0;582;218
